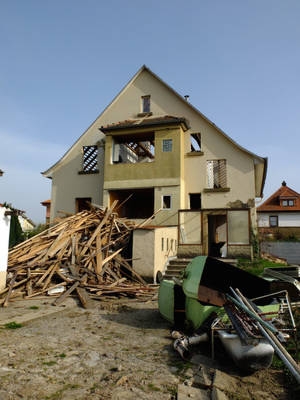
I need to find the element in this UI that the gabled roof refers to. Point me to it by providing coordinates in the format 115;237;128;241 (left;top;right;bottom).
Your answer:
42;65;267;197
257;181;300;212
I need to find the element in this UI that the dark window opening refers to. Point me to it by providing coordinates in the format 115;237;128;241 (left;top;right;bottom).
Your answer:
109;188;154;219
162;195;171;209
189;193;201;209
76;197;91;213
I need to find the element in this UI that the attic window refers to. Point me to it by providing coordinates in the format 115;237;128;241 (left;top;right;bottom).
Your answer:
81;145;99;173
142;95;151;113
282;199;294;206
190;133;201;151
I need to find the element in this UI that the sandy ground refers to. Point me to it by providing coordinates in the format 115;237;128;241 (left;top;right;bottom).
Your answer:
0;294;296;400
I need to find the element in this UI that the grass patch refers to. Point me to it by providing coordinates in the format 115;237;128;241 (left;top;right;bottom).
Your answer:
43;360;57;366
4;321;23;329
237;258;287;276
45;384;80;399
147;383;161;392
29;305;39;310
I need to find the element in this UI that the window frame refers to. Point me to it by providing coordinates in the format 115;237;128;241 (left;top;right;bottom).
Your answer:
162;195;172;210
282;199;294;206
162;139;173;152
79;145;99;174
206;159;227;190
141;95;151;113
269;215;278;227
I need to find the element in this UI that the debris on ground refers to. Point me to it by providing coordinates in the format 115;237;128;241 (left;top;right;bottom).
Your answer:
1;202;155;307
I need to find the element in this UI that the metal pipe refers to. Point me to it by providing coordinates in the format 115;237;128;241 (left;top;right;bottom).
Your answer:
232;288;300;384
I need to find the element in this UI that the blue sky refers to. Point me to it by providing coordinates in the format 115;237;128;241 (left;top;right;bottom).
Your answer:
0;0;299;223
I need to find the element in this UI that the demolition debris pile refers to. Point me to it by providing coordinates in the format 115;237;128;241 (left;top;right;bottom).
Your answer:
1;203;154;307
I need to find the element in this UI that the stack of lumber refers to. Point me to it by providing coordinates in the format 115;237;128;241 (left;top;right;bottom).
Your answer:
1;203;155;308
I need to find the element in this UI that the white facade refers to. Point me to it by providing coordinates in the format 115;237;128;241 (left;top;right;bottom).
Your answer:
0;206;11;290
258;212;300;228
132;226;177;282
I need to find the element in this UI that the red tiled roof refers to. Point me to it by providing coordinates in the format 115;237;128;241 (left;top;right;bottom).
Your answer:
257;182;300;212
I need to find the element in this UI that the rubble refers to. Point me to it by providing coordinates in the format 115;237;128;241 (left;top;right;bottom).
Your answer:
1;203;155;307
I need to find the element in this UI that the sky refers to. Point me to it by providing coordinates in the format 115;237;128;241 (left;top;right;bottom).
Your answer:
0;0;299;224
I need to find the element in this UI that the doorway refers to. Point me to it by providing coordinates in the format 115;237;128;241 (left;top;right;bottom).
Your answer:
208;214;227;257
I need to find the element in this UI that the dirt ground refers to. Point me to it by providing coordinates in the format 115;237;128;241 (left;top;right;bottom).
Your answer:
0;292;297;400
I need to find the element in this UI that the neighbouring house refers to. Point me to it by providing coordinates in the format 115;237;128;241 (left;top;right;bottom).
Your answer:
0;204;11;290
257;181;300;240
41;199;51;225
42;65;267;280
18;214;35;237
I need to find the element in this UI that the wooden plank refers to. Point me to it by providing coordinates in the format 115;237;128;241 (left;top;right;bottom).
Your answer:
3;273;17;307
95;234;103;279
52;281;80;306
25;282;67;298
35;263;57;287
197;285;226;307
42;263;59;290
26;268;32;296
76;287;91;309
80;201;118;257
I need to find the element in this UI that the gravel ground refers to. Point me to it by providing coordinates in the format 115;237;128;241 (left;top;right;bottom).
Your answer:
0;294;295;399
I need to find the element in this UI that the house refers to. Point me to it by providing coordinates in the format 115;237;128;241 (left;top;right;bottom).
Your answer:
42;65;267;279
257;181;300;240
0;204;11;290
18;214;35;235
41;199;51;225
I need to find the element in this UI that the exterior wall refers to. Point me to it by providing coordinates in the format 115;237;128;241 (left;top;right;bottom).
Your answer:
227;245;252;259
258;212;300;227
0;207;11;290
50;145;105;220
18;216;35;232
132;226;177;282
104;125;185;226
46;68;263;225
261;241;300;264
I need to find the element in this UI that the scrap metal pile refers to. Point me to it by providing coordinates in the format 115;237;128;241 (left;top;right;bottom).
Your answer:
1;203;154;308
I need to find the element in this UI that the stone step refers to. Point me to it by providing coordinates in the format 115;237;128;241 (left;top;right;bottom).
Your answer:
163;257;192;279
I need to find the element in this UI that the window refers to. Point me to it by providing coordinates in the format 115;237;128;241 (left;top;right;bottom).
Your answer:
162;139;173;152
189;193;201;209
282;199;294;206
82;145;98;173
269;216;278;227
162;195;171;209
206;159;227;189
142;95;151;113
76;197;91;212
190;133;201;151
227;210;249;244
112;134;155;164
